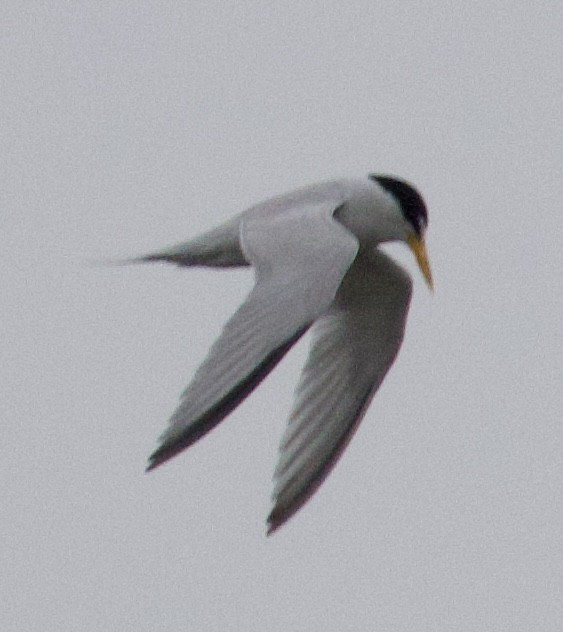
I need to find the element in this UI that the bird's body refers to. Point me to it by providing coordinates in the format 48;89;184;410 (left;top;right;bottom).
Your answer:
136;175;432;534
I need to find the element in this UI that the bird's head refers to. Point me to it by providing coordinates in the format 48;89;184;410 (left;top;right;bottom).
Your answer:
369;174;434;290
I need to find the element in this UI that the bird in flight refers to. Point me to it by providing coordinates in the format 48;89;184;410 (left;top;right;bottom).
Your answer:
134;175;433;534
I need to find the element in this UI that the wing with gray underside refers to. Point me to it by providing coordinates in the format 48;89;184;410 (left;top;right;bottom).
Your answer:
268;250;413;533
147;201;359;470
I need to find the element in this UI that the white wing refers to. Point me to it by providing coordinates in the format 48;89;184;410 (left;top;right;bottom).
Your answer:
147;201;359;469
268;249;412;533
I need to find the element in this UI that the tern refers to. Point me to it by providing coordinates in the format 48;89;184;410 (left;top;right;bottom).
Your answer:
136;175;433;534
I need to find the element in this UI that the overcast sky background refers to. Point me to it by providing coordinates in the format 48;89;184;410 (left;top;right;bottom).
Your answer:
2;2;562;630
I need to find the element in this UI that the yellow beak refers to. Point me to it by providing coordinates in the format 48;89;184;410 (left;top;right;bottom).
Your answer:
407;234;434;290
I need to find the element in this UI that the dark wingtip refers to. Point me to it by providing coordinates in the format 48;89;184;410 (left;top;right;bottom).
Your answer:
265;505;296;536
145;458;159;473
266;516;278;537
145;440;183;472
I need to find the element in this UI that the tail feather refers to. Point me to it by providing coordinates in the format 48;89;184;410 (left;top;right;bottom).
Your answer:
135;219;249;268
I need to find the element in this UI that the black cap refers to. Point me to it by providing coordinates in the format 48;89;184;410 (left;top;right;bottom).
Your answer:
369;175;428;236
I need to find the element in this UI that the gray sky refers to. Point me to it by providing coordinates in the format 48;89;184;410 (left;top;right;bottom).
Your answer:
2;1;562;630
